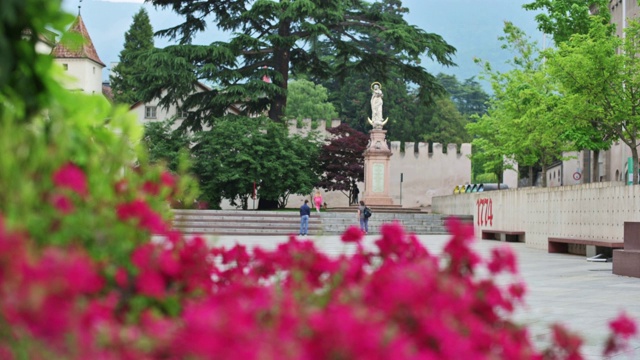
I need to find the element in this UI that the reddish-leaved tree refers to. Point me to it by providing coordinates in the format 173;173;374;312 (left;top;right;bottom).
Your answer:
317;123;369;204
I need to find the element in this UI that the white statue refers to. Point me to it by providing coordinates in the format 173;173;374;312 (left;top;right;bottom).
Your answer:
367;82;388;129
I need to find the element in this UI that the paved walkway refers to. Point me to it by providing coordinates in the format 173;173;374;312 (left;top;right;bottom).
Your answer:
200;233;640;359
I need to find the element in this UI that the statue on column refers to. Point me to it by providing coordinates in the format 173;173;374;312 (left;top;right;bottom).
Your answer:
367;82;389;130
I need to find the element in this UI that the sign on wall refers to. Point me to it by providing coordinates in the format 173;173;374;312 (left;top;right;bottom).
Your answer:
476;198;493;226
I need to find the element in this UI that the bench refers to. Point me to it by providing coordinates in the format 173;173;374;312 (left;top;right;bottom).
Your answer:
613;222;640;278
481;230;525;243
548;237;623;258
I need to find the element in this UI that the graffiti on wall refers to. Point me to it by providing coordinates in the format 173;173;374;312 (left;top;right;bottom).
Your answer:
476;198;493;226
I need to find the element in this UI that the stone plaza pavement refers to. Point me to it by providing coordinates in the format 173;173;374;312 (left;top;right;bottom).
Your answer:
202;232;640;359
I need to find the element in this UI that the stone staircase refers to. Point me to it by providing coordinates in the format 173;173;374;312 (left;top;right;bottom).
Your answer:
172;209;471;236
172;210;322;236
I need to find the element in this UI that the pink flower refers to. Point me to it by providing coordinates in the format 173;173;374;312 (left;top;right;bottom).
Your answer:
136;269;166;299
161;171;175;188
115;267;129;287
159;250;181;277
52;162;88;196
341;225;364;243
609;312;637;339
131;243;155;270
117;199;168;234
51;194;74;214
487;245;518;274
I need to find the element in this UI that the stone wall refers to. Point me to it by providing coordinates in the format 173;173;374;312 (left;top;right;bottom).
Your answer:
388;142;471;208
432;182;640;250
281;119;472;210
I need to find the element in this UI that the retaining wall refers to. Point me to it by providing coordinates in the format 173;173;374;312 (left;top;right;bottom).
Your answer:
432;182;640;250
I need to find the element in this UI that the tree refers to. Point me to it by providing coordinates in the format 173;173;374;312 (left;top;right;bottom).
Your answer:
111;8;154;105
142;0;456;131
142;120;192;172
546;19;640;184
285;79;338;126
525;0;615;183
316;123;369;203
470;22;573;187
423;96;470;145
437;74;489;119
523;0;611;45
192;116;321;209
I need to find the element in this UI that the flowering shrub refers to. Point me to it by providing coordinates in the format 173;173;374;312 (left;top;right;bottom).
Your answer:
0;210;636;359
0;1;636;358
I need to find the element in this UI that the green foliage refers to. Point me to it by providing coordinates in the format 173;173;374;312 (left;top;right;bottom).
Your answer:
191;116;321;209
143;120;191;172
475;173;498;183
142;0;455;130
285;79;338;126
523;0;612;45
545;18;640;183
437;73;489;119
0;0;74;119
111;8;155;105
423;96;471;145
0;0;197;268
471;22;573;187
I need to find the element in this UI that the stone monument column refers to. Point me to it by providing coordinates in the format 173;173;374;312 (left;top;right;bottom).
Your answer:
362;82;395;206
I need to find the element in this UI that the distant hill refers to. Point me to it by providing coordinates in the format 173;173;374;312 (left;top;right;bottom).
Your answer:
403;0;544;89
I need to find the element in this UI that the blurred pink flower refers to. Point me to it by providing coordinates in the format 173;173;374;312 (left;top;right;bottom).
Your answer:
52;162;87;196
341;225;364;243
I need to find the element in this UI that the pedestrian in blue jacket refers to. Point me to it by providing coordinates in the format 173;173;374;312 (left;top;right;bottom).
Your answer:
299;200;311;236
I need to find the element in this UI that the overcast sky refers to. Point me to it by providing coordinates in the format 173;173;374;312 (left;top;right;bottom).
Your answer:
61;0;543;86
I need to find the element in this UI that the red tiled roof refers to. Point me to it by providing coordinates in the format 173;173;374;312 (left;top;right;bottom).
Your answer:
51;15;105;67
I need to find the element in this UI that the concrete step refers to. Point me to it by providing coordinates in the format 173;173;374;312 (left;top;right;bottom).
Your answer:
170;210;471;236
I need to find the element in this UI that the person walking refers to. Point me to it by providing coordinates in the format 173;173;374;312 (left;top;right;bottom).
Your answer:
357;200;368;234
299;200;311;236
313;191;323;213
351;180;359;205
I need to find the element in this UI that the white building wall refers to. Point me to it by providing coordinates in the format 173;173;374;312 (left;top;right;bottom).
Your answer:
433;182;640;250
55;58;104;94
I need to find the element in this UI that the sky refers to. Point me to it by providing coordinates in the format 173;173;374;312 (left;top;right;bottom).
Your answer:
61;0;544;87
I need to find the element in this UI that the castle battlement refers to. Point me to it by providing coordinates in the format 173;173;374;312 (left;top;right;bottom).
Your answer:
389;141;472;159
286;118;341;138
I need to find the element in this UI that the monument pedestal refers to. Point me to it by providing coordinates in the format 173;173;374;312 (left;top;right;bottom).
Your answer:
362;129;395;206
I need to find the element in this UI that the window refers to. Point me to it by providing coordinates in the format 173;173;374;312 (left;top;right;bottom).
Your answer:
178;109;188;118
62;64;68;71
145;106;157;119
93;67;96;74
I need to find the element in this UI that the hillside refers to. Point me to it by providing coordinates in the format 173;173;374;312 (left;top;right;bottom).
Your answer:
403;0;544;87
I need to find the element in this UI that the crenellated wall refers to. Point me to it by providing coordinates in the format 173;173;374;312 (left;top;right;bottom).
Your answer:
223;119;472;210
388;142;472;208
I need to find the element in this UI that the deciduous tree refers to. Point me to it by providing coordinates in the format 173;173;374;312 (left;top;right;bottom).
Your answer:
317;123;369;203
285;79;338;126
546;19;640;184
471;22;573;187
192;116;321;209
523;0;611;45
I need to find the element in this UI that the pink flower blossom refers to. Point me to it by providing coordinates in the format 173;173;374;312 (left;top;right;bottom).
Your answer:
609;312;637;339
50;194;74;214
136;269;166;299
52;162;88;196
487;245;518;274
341;225;364;243
117;199;168;234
